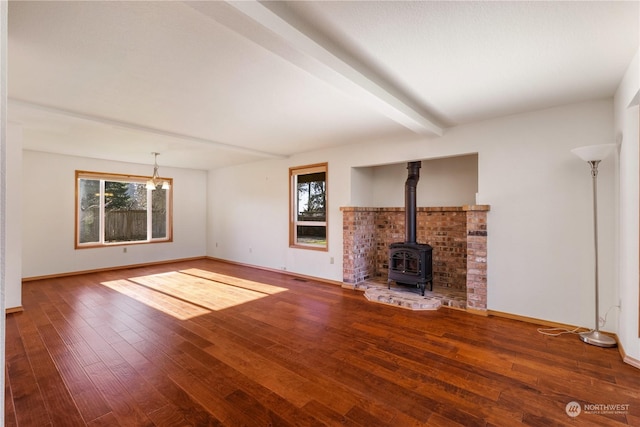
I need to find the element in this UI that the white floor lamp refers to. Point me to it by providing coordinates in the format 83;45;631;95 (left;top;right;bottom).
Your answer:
571;143;617;348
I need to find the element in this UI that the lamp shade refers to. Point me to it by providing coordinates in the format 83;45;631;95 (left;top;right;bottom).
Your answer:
571;144;616;162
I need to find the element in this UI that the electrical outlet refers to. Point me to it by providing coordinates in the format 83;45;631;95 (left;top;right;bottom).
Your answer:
249;247;252;253
123;247;127;253
330;257;334;264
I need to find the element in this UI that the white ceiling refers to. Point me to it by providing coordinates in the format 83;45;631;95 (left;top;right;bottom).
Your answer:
8;1;639;170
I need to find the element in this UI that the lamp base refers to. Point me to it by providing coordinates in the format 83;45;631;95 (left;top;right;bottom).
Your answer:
579;330;617;348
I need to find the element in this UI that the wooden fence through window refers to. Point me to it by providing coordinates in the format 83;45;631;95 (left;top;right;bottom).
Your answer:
80;208;166;243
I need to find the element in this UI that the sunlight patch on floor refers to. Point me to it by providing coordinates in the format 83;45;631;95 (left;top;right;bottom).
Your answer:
179;268;289;294
101;270;288;320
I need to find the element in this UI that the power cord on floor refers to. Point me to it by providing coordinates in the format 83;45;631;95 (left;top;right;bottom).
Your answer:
537;305;620;336
537;326;592;336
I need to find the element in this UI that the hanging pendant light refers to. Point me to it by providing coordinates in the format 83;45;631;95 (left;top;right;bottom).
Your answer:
146;152;170;190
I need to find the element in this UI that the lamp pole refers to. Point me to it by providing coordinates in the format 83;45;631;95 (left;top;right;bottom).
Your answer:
571;144;617;348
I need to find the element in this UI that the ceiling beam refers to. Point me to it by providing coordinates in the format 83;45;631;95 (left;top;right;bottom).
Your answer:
9;99;287;160
190;1;444;137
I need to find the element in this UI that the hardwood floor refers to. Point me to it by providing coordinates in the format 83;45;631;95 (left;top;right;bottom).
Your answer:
5;259;640;426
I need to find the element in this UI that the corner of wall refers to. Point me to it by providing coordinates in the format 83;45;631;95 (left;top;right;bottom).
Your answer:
614;46;640;361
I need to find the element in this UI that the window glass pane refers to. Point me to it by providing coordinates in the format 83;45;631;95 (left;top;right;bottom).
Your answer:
104;181;147;243
296;172;326;222
296;225;327;246
152;188;167;239
78;179;100;244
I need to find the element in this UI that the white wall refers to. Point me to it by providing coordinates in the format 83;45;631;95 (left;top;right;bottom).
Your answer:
6;123;22;308
367;154;478;207
615;49;640;364
208;158;295;272
474;102;616;327
22;151;208;278
349;154;477;207
1;5;7;423
208;99;616;329
350;165;374;207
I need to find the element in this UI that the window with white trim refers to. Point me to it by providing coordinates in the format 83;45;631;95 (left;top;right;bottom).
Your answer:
76;171;172;248
289;163;327;250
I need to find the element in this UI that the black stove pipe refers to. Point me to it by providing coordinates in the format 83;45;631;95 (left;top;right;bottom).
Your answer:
405;161;421;244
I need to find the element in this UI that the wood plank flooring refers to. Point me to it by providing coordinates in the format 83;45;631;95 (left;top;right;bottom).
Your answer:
5;259;640;426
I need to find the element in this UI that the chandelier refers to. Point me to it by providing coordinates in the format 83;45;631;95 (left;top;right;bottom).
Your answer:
146;152;170;190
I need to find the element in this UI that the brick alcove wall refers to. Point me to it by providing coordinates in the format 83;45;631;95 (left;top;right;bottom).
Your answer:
341;205;489;311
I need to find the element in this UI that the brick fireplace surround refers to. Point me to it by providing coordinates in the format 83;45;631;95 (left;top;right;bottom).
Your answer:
341;205;489;313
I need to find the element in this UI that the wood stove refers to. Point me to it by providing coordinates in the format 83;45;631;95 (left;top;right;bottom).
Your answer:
388;161;433;295
389;242;433;295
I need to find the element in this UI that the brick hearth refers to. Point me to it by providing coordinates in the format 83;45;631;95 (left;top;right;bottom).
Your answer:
341;205;489;312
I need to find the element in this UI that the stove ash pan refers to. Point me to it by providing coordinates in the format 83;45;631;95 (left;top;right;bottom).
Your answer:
388;242;433;296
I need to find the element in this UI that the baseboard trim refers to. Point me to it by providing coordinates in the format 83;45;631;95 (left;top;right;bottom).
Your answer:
617;341;640;370
466;307;488;316
487;309;613;333
623;354;640;370
21;256;208;282
6;306;24;314
205;256;344;287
